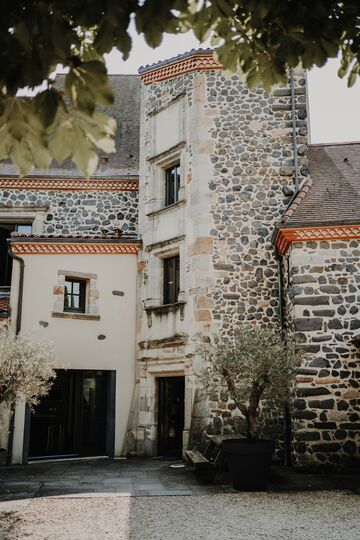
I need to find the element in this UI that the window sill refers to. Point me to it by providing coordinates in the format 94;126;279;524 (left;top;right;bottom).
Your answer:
146;199;185;218
51;311;100;321
144;301;186;326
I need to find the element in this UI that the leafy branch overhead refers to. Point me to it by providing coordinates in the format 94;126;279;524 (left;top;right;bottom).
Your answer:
2;1;360;176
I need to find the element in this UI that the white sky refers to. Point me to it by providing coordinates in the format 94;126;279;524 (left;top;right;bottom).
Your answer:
105;29;360;145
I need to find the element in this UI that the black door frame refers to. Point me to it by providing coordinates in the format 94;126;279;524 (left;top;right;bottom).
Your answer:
22;369;116;464
157;375;185;458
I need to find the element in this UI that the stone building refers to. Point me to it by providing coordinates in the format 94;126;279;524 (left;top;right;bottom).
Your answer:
0;75;142;463
1;50;359;469
274;143;360;468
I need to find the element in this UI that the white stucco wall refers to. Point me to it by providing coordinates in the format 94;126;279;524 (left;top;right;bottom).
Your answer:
10;252;137;463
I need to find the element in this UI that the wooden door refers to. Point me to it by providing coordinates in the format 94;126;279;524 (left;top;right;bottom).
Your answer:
157;376;185;458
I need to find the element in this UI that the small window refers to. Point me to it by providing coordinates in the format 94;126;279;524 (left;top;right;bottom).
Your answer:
64;278;86;313
165;163;180;207
163;255;180;305
15;224;32;234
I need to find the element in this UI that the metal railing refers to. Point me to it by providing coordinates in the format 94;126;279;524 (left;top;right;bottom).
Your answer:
0;286;11;317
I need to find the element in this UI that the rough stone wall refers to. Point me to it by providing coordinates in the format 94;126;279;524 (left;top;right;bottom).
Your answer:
202;70;309;438
285;240;360;469
135;66;309;458
0;189;138;235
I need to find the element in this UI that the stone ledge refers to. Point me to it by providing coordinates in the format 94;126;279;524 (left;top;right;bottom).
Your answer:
146;199;186;218
145;302;186;327
138;333;188;350
51;311;100;321
145;301;186;315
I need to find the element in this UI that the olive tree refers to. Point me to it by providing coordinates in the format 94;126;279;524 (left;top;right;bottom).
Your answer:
2;1;360;175
0;325;56;408
199;325;304;442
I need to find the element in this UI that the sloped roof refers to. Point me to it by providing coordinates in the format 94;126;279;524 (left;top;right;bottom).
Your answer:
138;48;213;74
280;143;360;226
0;75;140;179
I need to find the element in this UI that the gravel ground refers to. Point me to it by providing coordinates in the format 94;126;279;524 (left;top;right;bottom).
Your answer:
1;491;359;540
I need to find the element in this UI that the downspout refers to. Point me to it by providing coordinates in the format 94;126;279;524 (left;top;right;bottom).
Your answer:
274;69;299;466
8;241;25;335
275;243;291;467
6;241;25;465
290;68;300;193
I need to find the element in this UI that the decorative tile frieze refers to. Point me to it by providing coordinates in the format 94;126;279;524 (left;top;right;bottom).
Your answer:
0;178;139;192
140;52;222;85
11;242;140;255
276;225;360;255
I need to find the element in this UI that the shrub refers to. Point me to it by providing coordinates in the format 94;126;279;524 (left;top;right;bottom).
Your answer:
198;325;304;442
0;325;56;408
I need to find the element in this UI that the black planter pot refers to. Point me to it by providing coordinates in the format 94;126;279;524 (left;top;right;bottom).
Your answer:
223;438;274;491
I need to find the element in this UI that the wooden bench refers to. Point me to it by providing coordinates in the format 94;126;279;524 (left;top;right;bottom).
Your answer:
186;434;247;483
185;441;223;482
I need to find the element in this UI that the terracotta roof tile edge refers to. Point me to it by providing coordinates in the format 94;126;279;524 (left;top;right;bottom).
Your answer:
138;48;214;73
273;223;360;256
279;180;312;223
139;48;222;85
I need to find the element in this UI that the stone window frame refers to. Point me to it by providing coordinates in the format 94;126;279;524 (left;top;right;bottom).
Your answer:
145;145;187;216
0;206;48;234
147;94;186;157
144;239;186;328
51;270;100;321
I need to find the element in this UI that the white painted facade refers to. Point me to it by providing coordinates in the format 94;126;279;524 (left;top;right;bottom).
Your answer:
10;251;137;463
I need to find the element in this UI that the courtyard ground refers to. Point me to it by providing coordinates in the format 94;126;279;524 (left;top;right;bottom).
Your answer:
0;458;359;539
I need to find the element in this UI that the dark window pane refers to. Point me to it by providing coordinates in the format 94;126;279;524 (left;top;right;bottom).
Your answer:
63;278;86;313
163;255;180;305
165;163;180;206
72;282;80;294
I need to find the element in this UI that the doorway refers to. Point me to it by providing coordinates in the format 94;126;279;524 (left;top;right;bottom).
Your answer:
157;376;185;458
28;370;115;460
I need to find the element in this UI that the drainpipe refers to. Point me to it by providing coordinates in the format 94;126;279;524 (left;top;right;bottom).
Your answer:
290;68;300;193
6;241;25;465
275;247;292;467
7;242;25;335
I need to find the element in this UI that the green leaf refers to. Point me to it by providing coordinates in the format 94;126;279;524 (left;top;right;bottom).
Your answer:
49;121;74;164
28;135;52;170
35;89;60;128
348;71;357;87
71;124;99;177
0;127;12;160
94;22;115;54
11;139;34;177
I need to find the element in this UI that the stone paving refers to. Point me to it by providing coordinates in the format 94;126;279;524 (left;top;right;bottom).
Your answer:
1;459;360;539
0;458;233;501
1;457;359;503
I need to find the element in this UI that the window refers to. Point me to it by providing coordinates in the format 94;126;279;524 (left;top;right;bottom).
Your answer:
0;222;32;287
15;224;32;234
165;163;180;207
64;278;86;313
163;255;180;305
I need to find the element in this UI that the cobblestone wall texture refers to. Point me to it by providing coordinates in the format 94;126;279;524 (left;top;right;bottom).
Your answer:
0;189;138;235
202;71;309;441
137;67;310;462
285;240;360;469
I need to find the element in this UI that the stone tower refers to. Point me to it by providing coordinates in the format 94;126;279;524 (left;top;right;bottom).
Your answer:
128;49;309;458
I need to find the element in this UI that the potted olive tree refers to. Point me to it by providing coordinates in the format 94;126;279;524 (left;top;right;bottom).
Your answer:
199;325;303;490
0;324;56;465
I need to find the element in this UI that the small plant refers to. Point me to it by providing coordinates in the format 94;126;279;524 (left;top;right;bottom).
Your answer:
0;324;57;408
199;325;304;443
